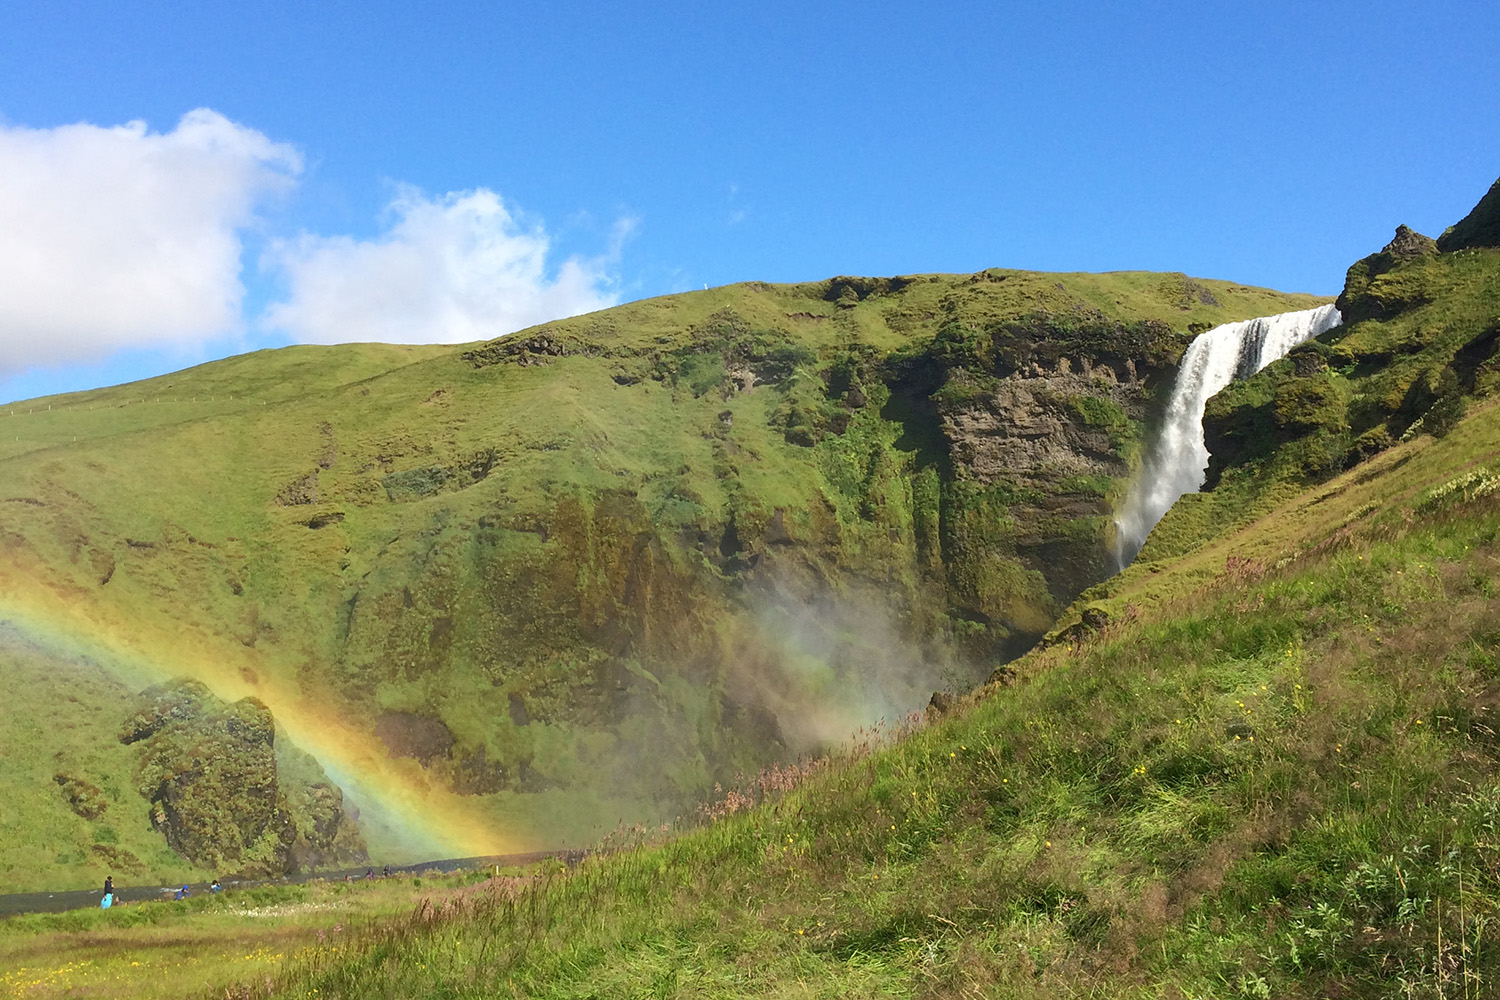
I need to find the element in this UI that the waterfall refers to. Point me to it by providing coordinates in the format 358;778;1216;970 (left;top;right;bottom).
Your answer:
1112;303;1343;567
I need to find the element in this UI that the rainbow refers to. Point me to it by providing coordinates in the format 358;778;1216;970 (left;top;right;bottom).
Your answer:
0;558;517;864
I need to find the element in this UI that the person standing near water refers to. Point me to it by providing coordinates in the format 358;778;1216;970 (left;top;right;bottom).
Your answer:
103;875;113;895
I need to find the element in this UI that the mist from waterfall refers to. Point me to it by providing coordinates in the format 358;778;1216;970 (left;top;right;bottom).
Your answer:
1112;303;1343;567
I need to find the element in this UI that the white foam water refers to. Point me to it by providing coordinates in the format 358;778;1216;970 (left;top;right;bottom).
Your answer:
1112;303;1343;566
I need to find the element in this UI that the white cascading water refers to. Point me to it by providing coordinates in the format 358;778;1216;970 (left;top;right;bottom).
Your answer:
1112;303;1343;567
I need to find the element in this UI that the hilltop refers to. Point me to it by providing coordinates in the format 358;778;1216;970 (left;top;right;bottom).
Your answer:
0;267;1323;889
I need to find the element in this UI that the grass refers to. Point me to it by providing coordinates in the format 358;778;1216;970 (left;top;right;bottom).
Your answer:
222;398;1500;998
0;635;210;892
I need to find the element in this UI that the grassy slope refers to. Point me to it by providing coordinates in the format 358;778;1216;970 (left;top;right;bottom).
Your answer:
0;343;452;463
0;270;1324;881
0;632;365;893
0;635;200;890
250;395;1500;1000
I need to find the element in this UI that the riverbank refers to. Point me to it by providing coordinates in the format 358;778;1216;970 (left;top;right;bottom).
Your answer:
0;850;578;919
0;857;562;999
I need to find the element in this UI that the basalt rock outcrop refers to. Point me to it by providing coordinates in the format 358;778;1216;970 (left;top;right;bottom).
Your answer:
119;680;366;876
1336;224;1440;324
917;310;1186;611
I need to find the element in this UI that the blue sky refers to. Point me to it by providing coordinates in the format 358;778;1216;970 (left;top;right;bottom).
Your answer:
2;0;1497;404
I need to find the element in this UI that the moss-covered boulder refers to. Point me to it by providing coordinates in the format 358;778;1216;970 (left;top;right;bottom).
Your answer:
119;679;365;876
1202;358;1351;488
1337;225;1439;323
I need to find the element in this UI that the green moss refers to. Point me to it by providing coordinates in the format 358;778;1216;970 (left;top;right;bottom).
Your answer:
1272;374;1349;435
675;353;726;396
1067;393;1123;427
1066;394;1142;460
1056;473;1114;497
929;368;997;407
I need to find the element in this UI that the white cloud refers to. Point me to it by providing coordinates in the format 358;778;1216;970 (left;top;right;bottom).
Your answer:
0;109;300;374
262;187;626;345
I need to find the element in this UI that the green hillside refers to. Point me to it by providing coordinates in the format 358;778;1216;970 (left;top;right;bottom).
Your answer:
3;178;1498;998
264;414;1500;999
243;200;1500;998
0;637;367;894
0;268;1323;885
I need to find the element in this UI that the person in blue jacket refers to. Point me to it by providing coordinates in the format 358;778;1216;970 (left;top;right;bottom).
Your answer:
174;884;190;900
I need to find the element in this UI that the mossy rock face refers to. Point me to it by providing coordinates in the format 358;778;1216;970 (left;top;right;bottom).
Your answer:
1351;424;1395;462
120;679;366;876
1273;374;1349;436
1453;322;1500;398
1202;369;1280;487
1337;226;1440;324
938;309;1185;377
1204;363;1351;487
